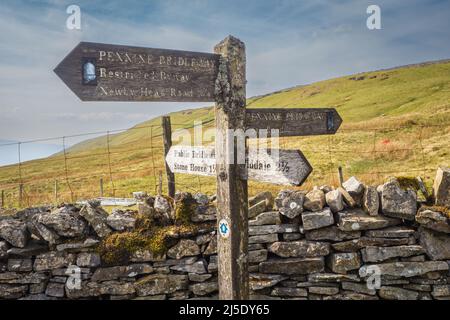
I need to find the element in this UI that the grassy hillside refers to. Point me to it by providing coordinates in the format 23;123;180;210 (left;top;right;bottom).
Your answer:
1;60;449;208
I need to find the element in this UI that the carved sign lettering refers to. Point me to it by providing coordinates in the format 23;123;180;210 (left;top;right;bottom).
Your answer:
54;42;220;102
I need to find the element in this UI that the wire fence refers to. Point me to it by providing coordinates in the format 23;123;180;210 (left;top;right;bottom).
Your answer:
0;121;448;209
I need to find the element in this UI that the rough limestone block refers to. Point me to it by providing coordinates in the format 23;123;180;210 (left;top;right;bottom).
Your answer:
249;224;298;236
362;186;379;216
249;191;274;210
7;258;33;272
332;237;410;252
38;207;87;237
249;233;278;244
415;208;450;234
45;282;65;298
0;284;28;299
79;202;112;238
275;190;305;219
305;226;360;242
167;239;200;259
337;187;356;208
282;233;302;241
361;245;424;263
0;219;29;248
259;257;325;275
249;211;281;226
271;287;307;297
303;189;326;212
106;210;136;231
134;274;188;296
337;209;400;231
379;286;419;300
419;227;450;260
381;178;417;220
341;281;376;295
170;260;206;274
359;261;449;278
327;252;361;274
33;252;76;271
76;252;101;267
249;249;268;263
433;167;450;206
268;241;330;258
325;189;344;213
308;286;339;295
431;285;450;298
342;176;365;205
249;273;287;290
301;208;334;231
190;281;218;296
365;226;415;238
0;241;9;260
248;200;268;219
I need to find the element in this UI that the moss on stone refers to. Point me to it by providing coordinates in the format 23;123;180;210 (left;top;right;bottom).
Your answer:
97;220;205;266
396;176;420;191
97;231;149;265
146;227;168;256
175;201;195;225
422;205;450;218
134;212;153;231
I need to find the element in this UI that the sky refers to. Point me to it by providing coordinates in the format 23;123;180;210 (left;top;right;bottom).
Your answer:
0;0;450;164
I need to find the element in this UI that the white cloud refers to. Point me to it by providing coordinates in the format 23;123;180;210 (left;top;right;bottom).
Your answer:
0;0;449;144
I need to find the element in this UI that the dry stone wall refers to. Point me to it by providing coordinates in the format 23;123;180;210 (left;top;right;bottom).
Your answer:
0;170;449;300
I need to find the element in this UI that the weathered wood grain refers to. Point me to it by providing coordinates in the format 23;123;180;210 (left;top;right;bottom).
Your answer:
245;108;342;136
54;42;220;102
214;36;249;300
165;145;312;186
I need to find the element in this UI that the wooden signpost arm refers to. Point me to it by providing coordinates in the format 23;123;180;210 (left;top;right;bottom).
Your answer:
214;36;249;300
162;116;175;198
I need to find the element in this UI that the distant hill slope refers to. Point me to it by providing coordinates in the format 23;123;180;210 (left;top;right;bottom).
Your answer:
66;59;450;153
1;60;449;207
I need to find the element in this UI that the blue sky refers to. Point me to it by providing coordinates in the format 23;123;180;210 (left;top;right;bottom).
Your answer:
0;0;449;164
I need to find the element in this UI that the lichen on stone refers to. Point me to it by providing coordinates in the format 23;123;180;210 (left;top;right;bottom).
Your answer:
214;56;231;106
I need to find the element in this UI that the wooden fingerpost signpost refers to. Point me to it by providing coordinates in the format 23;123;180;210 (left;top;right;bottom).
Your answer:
55;36;342;300
214;37;249;299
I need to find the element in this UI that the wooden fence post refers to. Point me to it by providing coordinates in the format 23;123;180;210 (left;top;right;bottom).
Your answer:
54;180;58;204
158;170;163;196
99;178;104;197
162;116;175;198
338;166;344;186
214;36;249;300
1;190;4;208
19;183;23;208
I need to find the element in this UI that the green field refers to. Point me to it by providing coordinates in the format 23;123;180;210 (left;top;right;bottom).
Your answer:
1;60;449;208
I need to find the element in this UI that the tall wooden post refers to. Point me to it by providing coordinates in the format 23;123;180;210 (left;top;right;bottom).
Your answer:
214;36;248;300
19;183;23;208
1;190;4;208
99;178;104;197
54;180;58;204
338;166;344;186
158;170;163;196
162;116;175;198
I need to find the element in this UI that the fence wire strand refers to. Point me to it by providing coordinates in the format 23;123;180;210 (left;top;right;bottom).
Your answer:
0;122;448;208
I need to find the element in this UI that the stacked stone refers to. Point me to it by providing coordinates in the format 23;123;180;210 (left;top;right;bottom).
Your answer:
0;195;219;300
0;169;449;300
248;175;450;300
